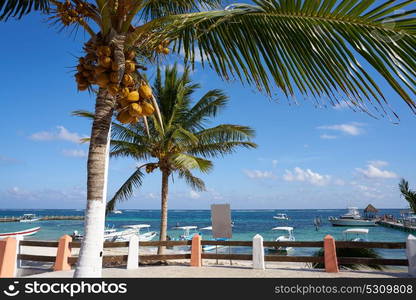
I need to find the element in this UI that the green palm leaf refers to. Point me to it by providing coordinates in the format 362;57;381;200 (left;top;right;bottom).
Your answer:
0;0;49;20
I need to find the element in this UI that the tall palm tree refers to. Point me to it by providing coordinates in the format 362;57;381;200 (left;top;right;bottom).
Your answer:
399;179;416;214
77;64;257;254
2;0;416;277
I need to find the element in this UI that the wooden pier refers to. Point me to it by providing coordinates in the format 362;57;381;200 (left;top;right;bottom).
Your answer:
0;216;84;223
377;219;416;233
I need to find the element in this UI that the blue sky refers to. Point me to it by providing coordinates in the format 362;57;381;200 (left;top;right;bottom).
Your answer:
0;12;415;210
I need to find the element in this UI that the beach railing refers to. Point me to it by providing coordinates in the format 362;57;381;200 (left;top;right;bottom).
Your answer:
1;234;415;277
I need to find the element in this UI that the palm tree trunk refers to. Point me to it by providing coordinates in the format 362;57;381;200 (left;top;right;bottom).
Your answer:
74;89;115;277
157;170;170;255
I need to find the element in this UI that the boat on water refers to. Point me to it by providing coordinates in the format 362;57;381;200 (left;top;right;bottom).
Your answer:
19;214;41;223
122;224;157;241
111;210;123;214
0;227;40;238
267;226;295;253
328;207;376;227
174;226;198;240
343;228;369;242
273;213;289;220
199;226;228;252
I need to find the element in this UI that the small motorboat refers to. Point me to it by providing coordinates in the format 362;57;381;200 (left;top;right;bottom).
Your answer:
174;226;198;240
0;227;40;238
199;226;228;252
328;207;376;226
122;224;157;241
19;214;41;223
343;228;369;242
273;213;289;220
267;226;295;253
111;210;123;214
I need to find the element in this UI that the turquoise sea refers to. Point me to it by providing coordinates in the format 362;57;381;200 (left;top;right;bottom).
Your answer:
0;209;410;259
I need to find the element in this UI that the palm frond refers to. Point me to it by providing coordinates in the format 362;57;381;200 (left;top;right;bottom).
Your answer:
399;178;416;213
170;153;213;172
106;166;145;213
110;140;151;160
177;169;206;191
72;110;95;120
139;0;416;116
0;0;49;20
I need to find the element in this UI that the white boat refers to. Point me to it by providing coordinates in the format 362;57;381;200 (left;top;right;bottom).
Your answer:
343;228;369;242
19;214;41;223
174;226;198;240
111;210;123;214
122;224;157;241
273;213;289;220
0;227;40;238
199;226;228;252
328;207;376;227
267;226;295;252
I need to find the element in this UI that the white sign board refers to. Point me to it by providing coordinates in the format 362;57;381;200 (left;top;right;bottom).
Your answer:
211;204;232;239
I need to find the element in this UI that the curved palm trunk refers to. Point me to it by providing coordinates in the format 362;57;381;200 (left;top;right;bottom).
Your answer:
74;89;115;278
157;170;170;255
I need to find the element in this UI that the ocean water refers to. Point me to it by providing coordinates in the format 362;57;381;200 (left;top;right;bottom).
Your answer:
0;209;410;258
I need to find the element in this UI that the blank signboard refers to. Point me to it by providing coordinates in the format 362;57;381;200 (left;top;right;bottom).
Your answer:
211;204;232;239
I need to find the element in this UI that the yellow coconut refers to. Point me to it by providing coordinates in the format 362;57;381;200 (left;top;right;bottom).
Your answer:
120;87;130;98
125;50;136;60
127;91;140;101
156;44;164;53
96;45;111;57
162;48;170;55
119;98;130;108
128;103;142;117
122;74;134;86
110;72;119;83
139;84;152;99
117;110;133;124
141;102;155;116
124;60;135;73
99;56;112;68
111;61;119;72
96;73;110;88
107;83;119;96
130;116;140;124
94;66;107;75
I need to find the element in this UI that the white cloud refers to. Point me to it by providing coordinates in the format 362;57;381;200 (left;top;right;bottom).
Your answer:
333;102;350;110
62;149;87;158
320;134;337;140
244;170;276;179
283;167;331;186
356;161;397;179
30;126;84;144
189;190;201;199
317;122;365;136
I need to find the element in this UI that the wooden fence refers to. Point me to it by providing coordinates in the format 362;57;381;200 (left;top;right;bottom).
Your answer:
16;238;408;267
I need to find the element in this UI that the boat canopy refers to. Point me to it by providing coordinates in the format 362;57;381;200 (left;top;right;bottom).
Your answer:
200;226;212;230
272;226;293;232
343;228;369;234
175;226;197;230
123;224;151;229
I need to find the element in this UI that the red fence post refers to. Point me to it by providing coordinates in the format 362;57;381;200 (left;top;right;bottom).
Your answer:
190;234;202;267
0;238;17;278
54;235;72;271
324;235;339;273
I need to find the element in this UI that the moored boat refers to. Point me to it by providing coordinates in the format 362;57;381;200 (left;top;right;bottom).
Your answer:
343;228;369;242
267;226;295;253
273;213;289;220
19;214;41;223
328;207;376;227
0;227;40;238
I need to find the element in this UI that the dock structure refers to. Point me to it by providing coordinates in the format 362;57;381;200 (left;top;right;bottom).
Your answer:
0;216;84;223
377;219;416;233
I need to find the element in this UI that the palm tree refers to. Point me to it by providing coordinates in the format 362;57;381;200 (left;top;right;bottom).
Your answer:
399;179;416;214
2;0;416;277
77;64;257;254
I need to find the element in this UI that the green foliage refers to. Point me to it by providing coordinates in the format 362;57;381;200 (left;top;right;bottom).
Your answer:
399;179;416;214
311;247;384;271
0;0;49;20
106;63;257;210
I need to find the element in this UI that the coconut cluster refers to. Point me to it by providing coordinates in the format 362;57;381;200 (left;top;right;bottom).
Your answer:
155;40;170;55
55;0;93;26
75;42;156;124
